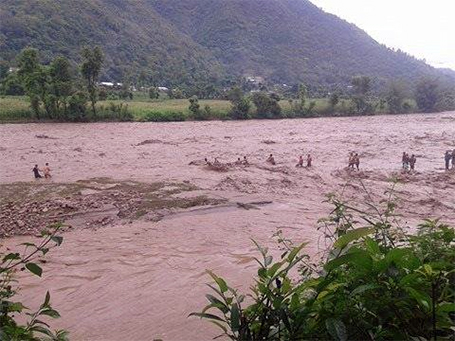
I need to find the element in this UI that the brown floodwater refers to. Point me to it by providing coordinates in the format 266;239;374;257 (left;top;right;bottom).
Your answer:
1;112;455;340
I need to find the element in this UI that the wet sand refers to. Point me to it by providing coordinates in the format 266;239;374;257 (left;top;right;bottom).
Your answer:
1;112;455;340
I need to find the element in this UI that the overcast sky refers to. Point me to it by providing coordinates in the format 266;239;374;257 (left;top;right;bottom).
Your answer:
310;0;455;70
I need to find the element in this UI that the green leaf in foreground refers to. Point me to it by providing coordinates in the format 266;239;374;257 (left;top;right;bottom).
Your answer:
25;262;42;277
333;227;375;249
325;318;347;341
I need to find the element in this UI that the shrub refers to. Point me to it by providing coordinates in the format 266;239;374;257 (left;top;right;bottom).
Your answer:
251;92;282;119
192;185;455;340
143;111;186;122
97;102;133;121
0;224;67;340
67;91;88;121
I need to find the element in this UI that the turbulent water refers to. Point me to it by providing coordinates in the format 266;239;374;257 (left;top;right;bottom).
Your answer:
1;113;455;340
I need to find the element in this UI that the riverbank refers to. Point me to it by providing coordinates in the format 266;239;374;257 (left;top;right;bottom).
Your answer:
0;95;419;123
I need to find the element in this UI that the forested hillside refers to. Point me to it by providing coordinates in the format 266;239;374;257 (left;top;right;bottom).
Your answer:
0;0;224;86
0;0;453;87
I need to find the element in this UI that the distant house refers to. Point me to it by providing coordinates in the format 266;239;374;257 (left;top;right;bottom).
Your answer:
99;82;123;89
245;76;265;84
99;82;115;87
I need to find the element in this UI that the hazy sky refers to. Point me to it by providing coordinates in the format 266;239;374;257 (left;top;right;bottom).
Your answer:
310;0;455;70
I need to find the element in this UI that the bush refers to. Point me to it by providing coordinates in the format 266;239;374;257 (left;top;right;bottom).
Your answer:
192;186;455;340
0;224;67;340
252;92;282;119
230;97;251;120
67;91;88;121
143;111;186;122
97;102;133;121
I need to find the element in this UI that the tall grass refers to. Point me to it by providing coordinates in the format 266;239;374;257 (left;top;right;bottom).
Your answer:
0;96;33;122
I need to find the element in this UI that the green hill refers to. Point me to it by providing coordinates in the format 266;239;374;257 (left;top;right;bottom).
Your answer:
0;0;453;87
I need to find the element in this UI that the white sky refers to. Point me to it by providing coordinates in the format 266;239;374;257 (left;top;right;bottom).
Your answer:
310;0;455;70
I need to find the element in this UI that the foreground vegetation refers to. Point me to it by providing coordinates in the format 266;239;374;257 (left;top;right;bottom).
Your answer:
0;224;67;340
192;188;455;340
1;181;454;340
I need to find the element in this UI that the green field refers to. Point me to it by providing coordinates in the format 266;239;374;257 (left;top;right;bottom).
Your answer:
99;99;232;120
0;95;415;123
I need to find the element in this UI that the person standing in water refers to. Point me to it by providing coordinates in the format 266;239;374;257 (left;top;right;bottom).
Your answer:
452;149;455;169
402;152;409;170
354;153;360;170
409;155;416;171
306;154;312;168
266;154;276;165
348;152;355;169
32;164;42;179
296;155;304;167
43;163;52;179
445;151;451;171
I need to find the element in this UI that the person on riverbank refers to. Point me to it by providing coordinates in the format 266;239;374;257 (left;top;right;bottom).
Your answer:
296;155;304;167
452;149;455;169
43;163;52;179
242;156;249;165
409;155;416;171
445;151;451;171
32;164;42;179
267;154;276;165
306;154;312;168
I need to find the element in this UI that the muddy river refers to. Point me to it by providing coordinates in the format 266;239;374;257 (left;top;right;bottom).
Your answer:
1;113;454;340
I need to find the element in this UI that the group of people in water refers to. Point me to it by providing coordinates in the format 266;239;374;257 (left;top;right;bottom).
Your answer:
348;153;361;170
401;152;417;171
32;163;52;179
32;149;455;180
202;149;455;173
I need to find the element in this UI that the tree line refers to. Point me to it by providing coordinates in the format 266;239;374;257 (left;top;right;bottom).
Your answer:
1;47;455;122
0;47;133;122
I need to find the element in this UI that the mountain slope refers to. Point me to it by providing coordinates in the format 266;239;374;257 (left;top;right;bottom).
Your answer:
0;0;453;87
151;0;450;85
0;0;224;85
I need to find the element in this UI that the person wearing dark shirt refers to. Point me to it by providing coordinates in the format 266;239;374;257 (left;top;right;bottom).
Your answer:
409;155;416;171
32;164;42;179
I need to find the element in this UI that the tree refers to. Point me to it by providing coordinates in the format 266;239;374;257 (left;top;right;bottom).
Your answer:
81;47;104;117
351;76;373;114
0;72;25;95
148;87;159;99
188;96;203;119
17;48;47;119
329;92;340;108
251;92;282;119
227;87;250;119
0;60;9;82
48;56;73;118
415;78;439;112
352;76;371;96
385;81;407;114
